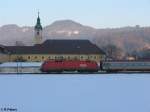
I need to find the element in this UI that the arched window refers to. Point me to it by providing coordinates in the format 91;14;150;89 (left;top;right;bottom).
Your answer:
42;56;44;60
28;56;30;59
68;56;70;59
37;31;40;35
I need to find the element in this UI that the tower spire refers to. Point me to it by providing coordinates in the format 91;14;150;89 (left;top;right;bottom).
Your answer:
35;11;42;30
34;11;43;45
38;11;40;18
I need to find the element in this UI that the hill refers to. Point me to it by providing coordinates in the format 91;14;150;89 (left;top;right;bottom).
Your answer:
0;20;150;57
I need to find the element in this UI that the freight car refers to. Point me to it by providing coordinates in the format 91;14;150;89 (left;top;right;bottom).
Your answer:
101;61;150;72
40;60;99;73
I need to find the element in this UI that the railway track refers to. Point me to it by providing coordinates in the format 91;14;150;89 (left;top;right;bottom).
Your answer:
0;71;149;75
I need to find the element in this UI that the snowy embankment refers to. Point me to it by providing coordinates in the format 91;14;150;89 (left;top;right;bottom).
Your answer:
0;62;43;73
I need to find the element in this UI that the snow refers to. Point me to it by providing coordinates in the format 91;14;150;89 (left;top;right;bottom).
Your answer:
0;62;43;67
22;27;29;32
0;74;149;112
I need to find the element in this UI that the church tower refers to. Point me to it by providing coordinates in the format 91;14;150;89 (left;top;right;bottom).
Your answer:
34;12;43;45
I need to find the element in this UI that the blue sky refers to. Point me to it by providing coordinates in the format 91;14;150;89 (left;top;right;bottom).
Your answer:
0;74;150;112
0;0;150;28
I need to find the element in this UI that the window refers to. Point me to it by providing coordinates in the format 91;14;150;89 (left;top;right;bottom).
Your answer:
28;56;30;59
42;56;44;60
68;56;70;59
74;56;78;60
55;56;57;59
37;31;40;35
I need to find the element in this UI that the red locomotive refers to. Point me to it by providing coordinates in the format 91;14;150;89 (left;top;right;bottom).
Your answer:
40;60;99;73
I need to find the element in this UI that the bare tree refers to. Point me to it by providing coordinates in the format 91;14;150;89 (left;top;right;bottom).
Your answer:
102;44;124;60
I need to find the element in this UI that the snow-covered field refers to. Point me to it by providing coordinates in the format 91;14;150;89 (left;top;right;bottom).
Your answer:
0;74;150;112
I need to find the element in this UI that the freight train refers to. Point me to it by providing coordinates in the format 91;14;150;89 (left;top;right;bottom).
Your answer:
40;60;150;73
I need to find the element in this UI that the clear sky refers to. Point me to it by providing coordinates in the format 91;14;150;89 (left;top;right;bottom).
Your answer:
0;75;150;112
0;0;150;28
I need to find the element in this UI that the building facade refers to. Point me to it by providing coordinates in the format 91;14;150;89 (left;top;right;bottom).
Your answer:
4;40;105;63
0;13;105;63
